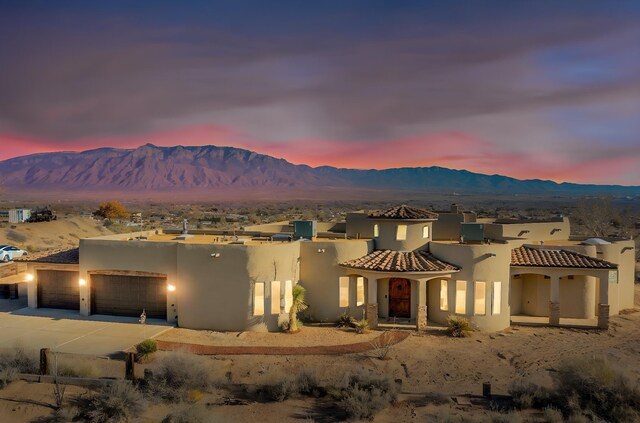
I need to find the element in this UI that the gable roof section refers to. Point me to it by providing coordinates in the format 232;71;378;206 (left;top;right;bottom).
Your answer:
340;249;459;273
511;246;616;269
16;248;79;265
369;205;438;220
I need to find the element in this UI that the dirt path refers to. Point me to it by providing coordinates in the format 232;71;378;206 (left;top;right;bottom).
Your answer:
156;330;409;355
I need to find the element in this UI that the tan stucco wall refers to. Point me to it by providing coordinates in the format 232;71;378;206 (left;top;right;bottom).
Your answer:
373;220;433;252
346;212;374;239
299;239;372;322
177;242;299;331
429;241;512;331
484;218;570;242
432;213;465;241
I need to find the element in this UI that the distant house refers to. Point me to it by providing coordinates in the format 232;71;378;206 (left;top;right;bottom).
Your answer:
5;204;635;333
8;209;31;223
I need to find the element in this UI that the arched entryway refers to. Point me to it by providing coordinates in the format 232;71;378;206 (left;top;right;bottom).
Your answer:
388;278;411;318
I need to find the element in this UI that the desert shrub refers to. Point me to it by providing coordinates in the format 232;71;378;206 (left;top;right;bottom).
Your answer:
295;368;324;397
510;357;640;423
446;316;474;338
552;357;640;422
369;332;394;360
56;361;98;378
145;352;210;402
543;407;563;423
6;229;27;243
335;371;398;420
136;339;158;361
82;380;145;423
0;346;38;374
353;318;369;334
509;380;553;409
336;311;355;328
258;377;298;402
162;402;208;423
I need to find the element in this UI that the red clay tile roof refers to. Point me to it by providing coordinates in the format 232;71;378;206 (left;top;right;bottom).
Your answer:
369;205;438;220
16;248;79;265
340;249;459;273
511;246;616;269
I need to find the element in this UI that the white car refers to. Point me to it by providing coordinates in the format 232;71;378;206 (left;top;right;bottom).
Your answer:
0;245;28;262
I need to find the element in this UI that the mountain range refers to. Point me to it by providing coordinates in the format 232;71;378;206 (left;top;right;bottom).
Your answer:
0;144;638;199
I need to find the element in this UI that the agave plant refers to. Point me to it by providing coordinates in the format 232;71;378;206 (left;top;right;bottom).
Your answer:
289;284;308;333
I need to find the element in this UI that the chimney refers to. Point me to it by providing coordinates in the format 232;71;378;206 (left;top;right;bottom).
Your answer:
450;203;460;213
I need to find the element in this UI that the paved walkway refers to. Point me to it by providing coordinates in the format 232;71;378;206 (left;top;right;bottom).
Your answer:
156;330;410;355
0;302;172;357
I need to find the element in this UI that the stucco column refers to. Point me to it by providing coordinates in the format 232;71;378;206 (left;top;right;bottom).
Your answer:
366;278;378;329
416;279;427;332
549;275;560;326
598;275;610;329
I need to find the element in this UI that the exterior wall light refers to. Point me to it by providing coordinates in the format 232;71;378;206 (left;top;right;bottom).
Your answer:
210;253;221;258
167;284;176;292
25;274;34;282
317;249;326;253
79;278;87;286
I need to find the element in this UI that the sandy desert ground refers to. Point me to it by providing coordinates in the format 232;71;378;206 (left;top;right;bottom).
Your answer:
0;217;111;252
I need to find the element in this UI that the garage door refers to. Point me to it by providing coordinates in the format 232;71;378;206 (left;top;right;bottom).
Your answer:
37;270;80;310
91;274;167;319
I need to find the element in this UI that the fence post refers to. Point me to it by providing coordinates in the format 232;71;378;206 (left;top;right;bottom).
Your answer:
39;348;49;375
125;352;136;380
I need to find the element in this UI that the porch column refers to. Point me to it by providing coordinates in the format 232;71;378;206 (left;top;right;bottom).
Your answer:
549;275;560;326
416;279;427;332
598;274;610;329
366;278;378;329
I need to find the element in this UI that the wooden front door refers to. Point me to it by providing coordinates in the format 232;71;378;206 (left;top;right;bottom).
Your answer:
389;278;411;318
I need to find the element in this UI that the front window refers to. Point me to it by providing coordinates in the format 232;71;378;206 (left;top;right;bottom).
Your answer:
474;281;486;316
254;282;265;316
396;225;407;240
492;281;502;315
455;280;467;314
284;280;293;311
339;277;349;307
356;277;365;306
271;281;281;314
440;280;448;311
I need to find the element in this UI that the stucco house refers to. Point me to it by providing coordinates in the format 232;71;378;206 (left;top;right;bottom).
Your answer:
4;204;635;332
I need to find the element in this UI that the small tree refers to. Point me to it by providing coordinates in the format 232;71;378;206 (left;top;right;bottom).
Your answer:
94;201;129;220
288;284;308;333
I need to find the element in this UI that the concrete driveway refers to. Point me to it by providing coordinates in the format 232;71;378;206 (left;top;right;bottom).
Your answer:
0;299;173;357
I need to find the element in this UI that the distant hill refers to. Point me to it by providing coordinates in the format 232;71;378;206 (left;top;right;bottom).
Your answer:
0;144;638;198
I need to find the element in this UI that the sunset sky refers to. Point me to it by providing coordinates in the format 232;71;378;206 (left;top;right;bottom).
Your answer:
1;1;639;185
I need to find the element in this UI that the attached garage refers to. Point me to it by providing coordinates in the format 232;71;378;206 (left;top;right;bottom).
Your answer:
90;273;167;319
37;270;80;310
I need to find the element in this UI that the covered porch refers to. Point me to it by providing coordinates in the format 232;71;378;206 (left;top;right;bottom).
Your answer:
339;249;460;331
510;246;618;329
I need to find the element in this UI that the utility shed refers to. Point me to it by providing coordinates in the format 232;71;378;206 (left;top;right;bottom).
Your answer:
9;209;31;223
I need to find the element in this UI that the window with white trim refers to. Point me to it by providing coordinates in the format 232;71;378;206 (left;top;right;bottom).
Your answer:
339;277;349;307
396;225;407;240
254;282;265;316
356;277;365;306
492;281;502;315
455;280;467;314
474;281;486;316
440;280;448;311
284;280;293;311
373;224;379;238
422;225;429;238
271;281;281;314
